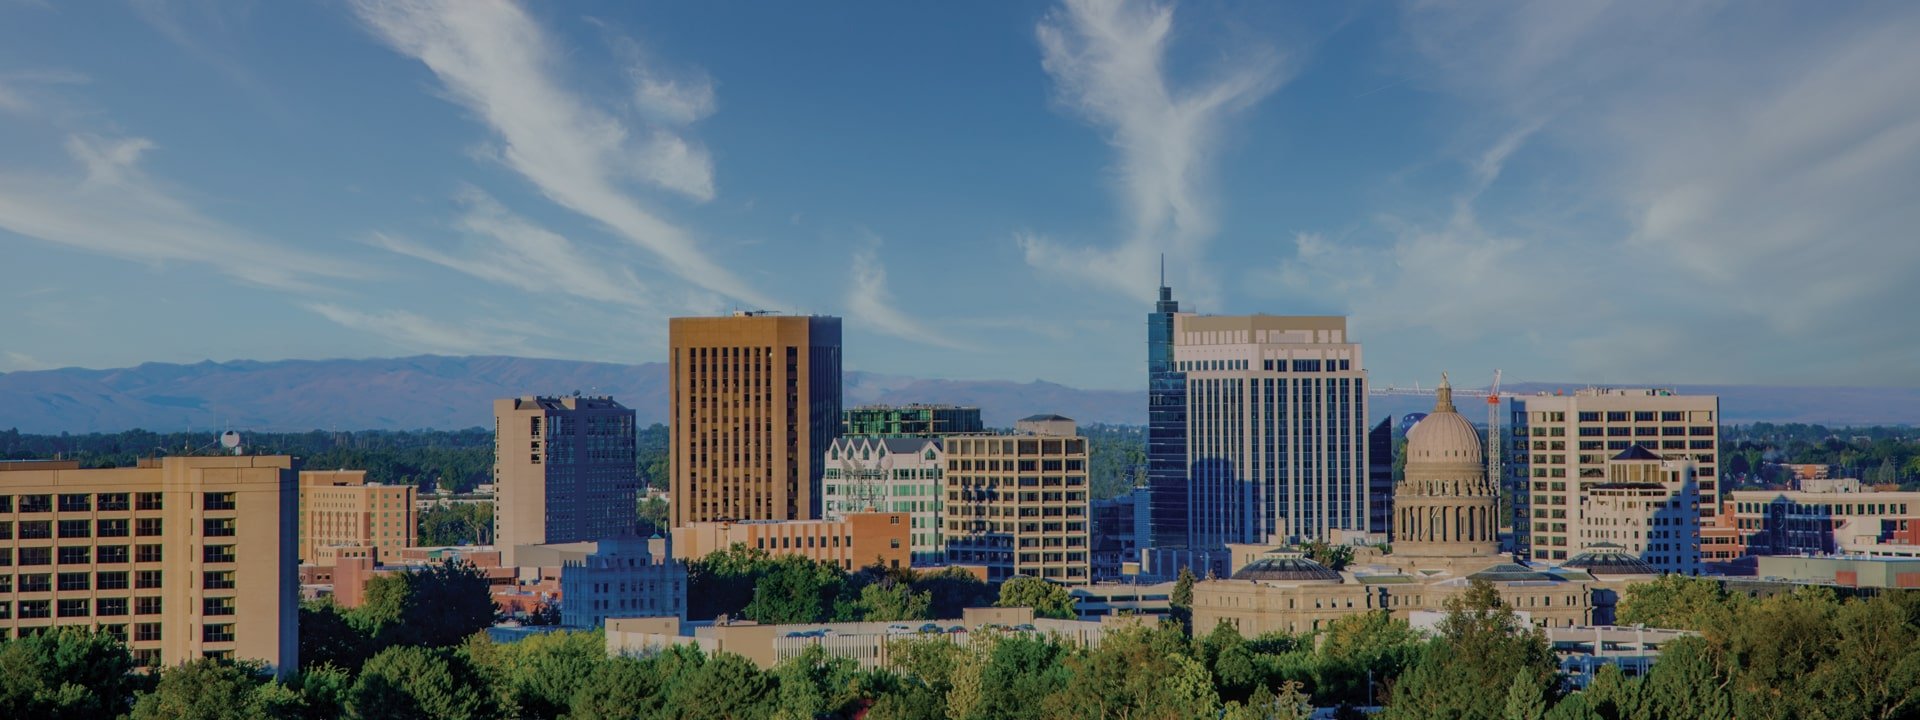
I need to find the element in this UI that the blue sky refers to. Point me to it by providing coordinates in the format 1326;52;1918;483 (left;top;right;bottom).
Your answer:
2;0;1917;390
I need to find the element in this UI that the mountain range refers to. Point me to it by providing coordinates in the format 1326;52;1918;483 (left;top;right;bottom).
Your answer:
0;356;1913;434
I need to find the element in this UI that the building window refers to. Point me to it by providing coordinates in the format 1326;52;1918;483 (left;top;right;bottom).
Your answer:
20;573;51;592
58;546;91;565
135;493;163;511
57;599;89;618
134;623;162;642
20;494;52;513
204;493;238;511
135;518;164;537
19;547;51;566
203;597;236;616
97;493;131;511
58;519;91;538
136;545;163;563
19;521;51;539
203;518;236;537
203;624;235;643
204;545;236;563
58;494;91;513
135;570;163;589
204;571;236;589
97;519;130;537
57;572;90;591
19;600;51;619
98;545;130;564
98;571;130;589
134;597;163;615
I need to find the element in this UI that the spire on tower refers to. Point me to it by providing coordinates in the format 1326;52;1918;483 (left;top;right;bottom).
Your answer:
1434;372;1456;413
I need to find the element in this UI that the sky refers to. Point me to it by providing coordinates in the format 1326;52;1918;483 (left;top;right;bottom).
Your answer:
2;0;1917;391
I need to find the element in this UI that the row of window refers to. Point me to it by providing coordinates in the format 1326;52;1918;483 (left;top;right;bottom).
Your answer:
0;492;235;514
0;569;234;592
0;544;236;566
0;596;166;618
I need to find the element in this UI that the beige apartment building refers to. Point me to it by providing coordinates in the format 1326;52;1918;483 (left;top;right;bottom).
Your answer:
0;456;297;676
297;470;415;566
670;312;842;527
495;396;639;567
943;415;1091;583
1510;389;1720;562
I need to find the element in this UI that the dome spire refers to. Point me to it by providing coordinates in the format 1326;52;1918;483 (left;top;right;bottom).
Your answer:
1434;372;1455;413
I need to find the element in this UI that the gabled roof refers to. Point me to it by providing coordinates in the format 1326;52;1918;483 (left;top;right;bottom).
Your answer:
1019;414;1074;422
1612;445;1663;462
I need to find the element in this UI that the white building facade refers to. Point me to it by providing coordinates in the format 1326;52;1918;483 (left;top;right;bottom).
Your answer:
823;437;945;563
558;536;687;630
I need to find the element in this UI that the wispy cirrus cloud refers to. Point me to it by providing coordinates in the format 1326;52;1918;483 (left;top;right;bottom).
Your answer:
1019;0;1285;300
1280;2;1920;384
0;134;357;292
846;242;973;351
369;188;653;309
349;0;775;308
305;303;528;356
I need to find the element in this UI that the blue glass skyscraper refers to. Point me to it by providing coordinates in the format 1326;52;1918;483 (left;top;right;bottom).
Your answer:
1146;280;1188;549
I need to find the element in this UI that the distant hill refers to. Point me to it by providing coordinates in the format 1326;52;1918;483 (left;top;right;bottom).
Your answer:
0;356;1912;433
0;356;1140;433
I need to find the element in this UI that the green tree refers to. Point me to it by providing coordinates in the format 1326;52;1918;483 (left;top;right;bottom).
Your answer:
349;646;500;720
1504;668;1549;720
1302;539;1355;571
668;651;777;720
745;555;848;624
1615;574;1743;632
419;503;494;546
851;579;933;622
1170;566;1197;629
1384;580;1558;720
911;566;996;619
299;600;373;671
128;659;290;720
1640;635;1732;720
568;656;668;720
465;630;605;720
996;576;1077;620
0;626;140;720
773;645;863;720
356;558;498;648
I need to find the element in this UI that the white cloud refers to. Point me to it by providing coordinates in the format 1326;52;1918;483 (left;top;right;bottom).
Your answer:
369;188;653;309
349;0;775;308
0;134;358;292
305;303;527;356
1020;0;1284;299
1270;4;1920;384
846;244;973;351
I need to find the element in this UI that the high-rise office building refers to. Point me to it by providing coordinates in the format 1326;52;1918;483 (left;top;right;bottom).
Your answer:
843;404;983;438
297;470;415;566
0;456;298;676
1509;389;1720;562
944;415;1091;583
1146;282;1188;550
1170;314;1370;548
822;437;946;563
670;312;843;527
494;396;638;567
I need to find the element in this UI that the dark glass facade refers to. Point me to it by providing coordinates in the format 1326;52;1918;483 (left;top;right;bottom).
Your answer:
1368;417;1394;536
1146;284;1188;548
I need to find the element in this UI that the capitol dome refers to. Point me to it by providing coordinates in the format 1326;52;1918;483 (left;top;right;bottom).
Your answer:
1405;375;1482;465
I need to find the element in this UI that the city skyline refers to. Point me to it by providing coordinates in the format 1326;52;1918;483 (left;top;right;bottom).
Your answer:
3;1;1918;390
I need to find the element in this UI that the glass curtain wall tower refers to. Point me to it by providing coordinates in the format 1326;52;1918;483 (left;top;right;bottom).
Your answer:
1146;280;1188;550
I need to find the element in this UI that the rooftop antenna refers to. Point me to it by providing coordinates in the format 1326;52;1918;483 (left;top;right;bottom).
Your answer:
1159;253;1165;287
